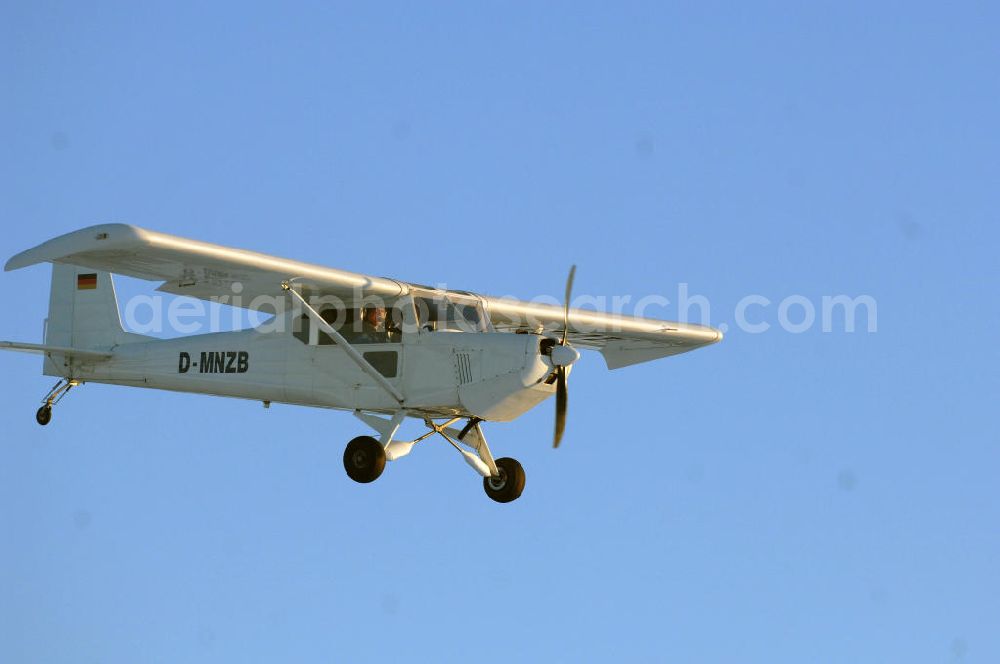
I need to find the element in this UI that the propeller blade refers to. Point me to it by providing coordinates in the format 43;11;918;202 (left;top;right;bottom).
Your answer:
554;366;568;448
561;265;576;346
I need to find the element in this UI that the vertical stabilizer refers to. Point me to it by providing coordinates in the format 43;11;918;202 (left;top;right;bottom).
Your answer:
45;263;130;349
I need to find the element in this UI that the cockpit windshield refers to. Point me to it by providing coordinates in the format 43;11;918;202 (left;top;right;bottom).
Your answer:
414;293;489;333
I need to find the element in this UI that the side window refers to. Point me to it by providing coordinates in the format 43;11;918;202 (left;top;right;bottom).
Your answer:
345;306;401;344
292;306;402;345
293;314;311;344
292;309;346;345
415;297;439;331
362;351;398;377
318;308;346;346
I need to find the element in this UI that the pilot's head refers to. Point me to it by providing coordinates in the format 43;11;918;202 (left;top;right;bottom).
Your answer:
362;306;386;327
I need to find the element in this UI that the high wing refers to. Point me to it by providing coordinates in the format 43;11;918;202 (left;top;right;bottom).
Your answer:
5;223;405;302
6;224;721;368
484;296;721;369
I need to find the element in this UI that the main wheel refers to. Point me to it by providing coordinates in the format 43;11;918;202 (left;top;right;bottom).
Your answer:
343;435;386;483
483;457;526;503
35;405;52;426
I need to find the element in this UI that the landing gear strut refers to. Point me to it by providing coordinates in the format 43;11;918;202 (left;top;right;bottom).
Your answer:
344;411;527;503
35;379;78;427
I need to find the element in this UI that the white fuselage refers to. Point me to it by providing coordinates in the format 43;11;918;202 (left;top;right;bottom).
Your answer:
63;321;558;422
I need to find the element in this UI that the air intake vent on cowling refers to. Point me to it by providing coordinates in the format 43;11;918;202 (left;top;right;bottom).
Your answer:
454;352;473;385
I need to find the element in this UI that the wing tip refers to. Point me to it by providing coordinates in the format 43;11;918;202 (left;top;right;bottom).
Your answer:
5;249;39;271
5;223;147;271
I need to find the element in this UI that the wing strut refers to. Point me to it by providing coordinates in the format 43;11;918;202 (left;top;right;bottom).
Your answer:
282;281;405;405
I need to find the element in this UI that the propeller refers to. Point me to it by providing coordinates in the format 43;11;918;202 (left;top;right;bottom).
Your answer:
550;265;578;448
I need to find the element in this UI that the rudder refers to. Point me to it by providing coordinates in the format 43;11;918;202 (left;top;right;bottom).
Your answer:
46;264;130;349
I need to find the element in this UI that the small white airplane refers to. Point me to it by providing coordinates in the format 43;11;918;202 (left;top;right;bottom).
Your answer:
1;225;722;502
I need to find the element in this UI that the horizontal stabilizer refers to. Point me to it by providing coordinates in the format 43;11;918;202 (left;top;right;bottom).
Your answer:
0;341;113;361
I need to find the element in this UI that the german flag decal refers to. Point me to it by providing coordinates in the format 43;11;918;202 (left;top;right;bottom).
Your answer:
77;273;98;290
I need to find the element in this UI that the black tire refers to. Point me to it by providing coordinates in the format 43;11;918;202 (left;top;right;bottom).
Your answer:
35;406;52;426
343;435;386;483
483;457;526;503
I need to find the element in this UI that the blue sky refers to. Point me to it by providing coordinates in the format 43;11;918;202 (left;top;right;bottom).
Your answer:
2;2;998;662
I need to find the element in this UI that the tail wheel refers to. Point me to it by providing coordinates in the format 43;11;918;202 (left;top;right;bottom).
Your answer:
483;457;526;503
35;406;52;426
343;435;386;483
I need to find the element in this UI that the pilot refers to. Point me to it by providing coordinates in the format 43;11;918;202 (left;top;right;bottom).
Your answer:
357;305;388;343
